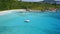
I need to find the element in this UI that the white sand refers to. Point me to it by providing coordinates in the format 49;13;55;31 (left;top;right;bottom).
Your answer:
0;9;56;15
0;9;26;15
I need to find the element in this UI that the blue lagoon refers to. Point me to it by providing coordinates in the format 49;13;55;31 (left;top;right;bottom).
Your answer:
0;11;60;34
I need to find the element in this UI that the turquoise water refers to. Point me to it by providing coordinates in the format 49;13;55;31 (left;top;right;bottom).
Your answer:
0;11;60;34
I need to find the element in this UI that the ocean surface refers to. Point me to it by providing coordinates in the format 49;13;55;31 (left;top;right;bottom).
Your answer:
0;11;60;34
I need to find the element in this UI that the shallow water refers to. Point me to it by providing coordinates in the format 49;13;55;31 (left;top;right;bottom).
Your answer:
0;11;60;34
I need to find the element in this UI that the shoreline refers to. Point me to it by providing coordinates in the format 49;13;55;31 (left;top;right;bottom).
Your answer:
0;9;42;15
0;9;27;15
0;9;57;15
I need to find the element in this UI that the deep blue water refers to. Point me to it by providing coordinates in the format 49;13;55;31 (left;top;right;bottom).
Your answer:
0;11;60;34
